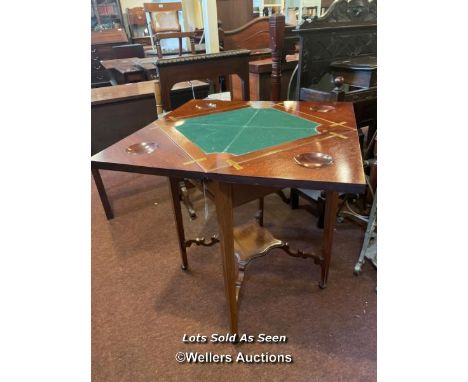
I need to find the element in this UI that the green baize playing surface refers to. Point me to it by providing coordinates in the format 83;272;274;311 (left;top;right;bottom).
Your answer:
175;107;320;156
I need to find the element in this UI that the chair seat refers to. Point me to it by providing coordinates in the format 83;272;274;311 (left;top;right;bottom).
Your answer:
154;27;182;33
153;31;194;39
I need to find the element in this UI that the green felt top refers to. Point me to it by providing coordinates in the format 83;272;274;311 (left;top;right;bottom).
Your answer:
175;107;320;156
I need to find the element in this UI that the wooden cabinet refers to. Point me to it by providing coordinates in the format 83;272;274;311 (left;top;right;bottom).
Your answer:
91;0;125;31
91;29;128;87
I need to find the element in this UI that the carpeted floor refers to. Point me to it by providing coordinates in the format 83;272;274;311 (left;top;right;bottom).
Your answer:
92;171;377;382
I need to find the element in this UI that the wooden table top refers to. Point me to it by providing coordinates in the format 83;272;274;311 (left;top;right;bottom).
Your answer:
91;100;366;192
91;29;128;45
91;81;156;105
91;80;210;105
100;55;197;74
100;48;266;74
100;57;153;73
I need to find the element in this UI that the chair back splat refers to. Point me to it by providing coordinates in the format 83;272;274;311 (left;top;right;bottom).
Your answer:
143;2;195;58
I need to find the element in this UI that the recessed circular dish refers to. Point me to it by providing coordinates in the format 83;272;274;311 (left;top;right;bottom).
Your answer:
294;152;333;168
195;102;217;110
310;105;335;113
126;142;158;155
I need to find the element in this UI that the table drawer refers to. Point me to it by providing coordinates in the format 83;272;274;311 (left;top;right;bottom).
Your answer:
92;44;114;60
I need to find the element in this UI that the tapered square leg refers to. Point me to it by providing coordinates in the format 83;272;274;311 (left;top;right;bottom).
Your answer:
255;197;264;227
91;168;114;220
169;177;188;270
213;181;238;336
319;190;339;289
179;181;197;219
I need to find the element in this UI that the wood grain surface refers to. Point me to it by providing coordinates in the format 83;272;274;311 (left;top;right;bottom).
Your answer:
92;100;365;193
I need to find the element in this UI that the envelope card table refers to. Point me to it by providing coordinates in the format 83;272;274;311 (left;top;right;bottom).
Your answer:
91;99;366;335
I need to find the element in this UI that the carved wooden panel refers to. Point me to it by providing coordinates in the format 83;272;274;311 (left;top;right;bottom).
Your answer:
300;27;376;86
304;0;377;25
295;0;377;89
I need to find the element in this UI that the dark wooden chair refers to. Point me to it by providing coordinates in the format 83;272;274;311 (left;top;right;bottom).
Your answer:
294;0;377;155
287;0;377;226
126;7;148;43
112;43;145;59
294;0;377;106
143;2;195;59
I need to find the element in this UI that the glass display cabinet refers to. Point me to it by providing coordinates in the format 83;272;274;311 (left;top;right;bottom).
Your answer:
91;0;128;87
91;0;125;31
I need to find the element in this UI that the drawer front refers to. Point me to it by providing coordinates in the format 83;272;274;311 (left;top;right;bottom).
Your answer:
92;44;114;60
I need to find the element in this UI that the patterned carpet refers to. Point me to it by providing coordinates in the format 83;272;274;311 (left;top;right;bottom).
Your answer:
92;170;377;382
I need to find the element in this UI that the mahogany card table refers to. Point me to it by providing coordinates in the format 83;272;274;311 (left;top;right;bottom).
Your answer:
91;99;365;335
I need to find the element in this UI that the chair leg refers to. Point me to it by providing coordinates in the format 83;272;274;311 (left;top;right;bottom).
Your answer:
276;189;291;205
189;35;196;55
179;181;197;219
290;188;299;209
155;37;163;59
317;194;325;229
319;191;339;289
255;197;264;227
169;177;189;270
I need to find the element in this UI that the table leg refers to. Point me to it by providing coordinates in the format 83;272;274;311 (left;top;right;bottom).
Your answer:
214;181;238;336
168;177;189;270
319;190;339;289
256;197;264;227
91;168;114;220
